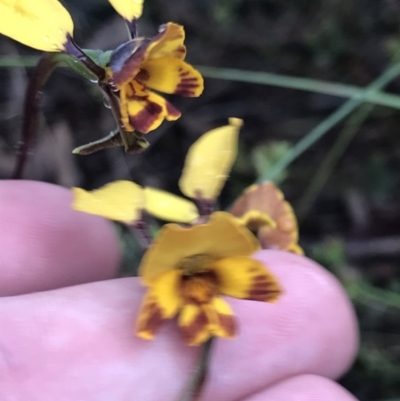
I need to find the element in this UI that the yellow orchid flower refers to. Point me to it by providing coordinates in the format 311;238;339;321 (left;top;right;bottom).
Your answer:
108;22;204;134
136;212;281;346
0;0;73;52
71;180;199;224
230;182;304;255
179;118;242;201
108;0;144;22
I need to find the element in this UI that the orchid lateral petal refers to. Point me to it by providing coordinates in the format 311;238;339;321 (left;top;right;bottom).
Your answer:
138;57;204;97
108;0;144;22
144;187;199;223
179;118;243;200
212;256;282;302
72;180;145;224
120;84;181;133
136;270;182;340
0;0;73;52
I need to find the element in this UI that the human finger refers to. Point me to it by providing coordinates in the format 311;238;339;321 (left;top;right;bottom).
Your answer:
238;374;358;401
0;251;357;401
0;180;121;296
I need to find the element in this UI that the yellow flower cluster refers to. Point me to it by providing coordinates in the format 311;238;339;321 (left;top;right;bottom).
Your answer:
0;0;303;347
72;118;302;345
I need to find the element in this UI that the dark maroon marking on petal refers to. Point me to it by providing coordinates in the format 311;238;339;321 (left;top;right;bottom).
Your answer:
179;307;210;344
135;68;151;83
244;272;282;302
247;285;281;301
129;100;163;133
216;312;236;337
165;101;181;119
138;302;165;336
174;74;201;96
124;81;148;101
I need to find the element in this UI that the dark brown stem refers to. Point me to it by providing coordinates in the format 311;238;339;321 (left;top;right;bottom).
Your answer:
63;36;106;81
177;338;214;401
12;53;58;179
125;18;138;39
196;198;215;217
131;218;153;249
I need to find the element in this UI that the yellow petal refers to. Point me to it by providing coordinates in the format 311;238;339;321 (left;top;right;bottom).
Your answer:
72;180;145;224
207;297;236;339
108;0;144;21
179;118;243;200
212;256;282;302
110;23;186;88
178;297;236;345
138;57;203;97
136;270;182;340
146;23;186;60
144;187;199;223
139;211;259;284
120;83;181;133
0;0;73;52
178;303;212;346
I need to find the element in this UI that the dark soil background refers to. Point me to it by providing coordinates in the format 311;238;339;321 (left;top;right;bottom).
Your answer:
1;1;400;399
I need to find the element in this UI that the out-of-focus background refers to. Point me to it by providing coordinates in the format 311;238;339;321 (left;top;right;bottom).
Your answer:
1;1;400;399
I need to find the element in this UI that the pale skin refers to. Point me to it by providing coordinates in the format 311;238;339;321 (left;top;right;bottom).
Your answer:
0;180;359;401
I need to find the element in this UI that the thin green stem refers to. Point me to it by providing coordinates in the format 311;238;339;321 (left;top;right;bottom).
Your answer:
0;56;39;67
348;281;400;309
198;66;400;109
296;104;374;220
258;63;400;182
3;59;400;109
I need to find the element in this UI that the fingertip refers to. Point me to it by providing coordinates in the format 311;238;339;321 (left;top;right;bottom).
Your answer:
240;375;358;401
0;180;121;296
201;250;358;401
252;249;359;378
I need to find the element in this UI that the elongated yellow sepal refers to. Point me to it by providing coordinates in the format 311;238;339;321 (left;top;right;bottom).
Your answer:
108;0;144;21
144;187;199;223
179;118;243;200
0;0;73;52
72;181;145;224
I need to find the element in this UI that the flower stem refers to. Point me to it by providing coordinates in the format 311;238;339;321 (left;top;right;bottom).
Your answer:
12;53;58;179
63;36;106;81
131;219;153;249
176;338;214;401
